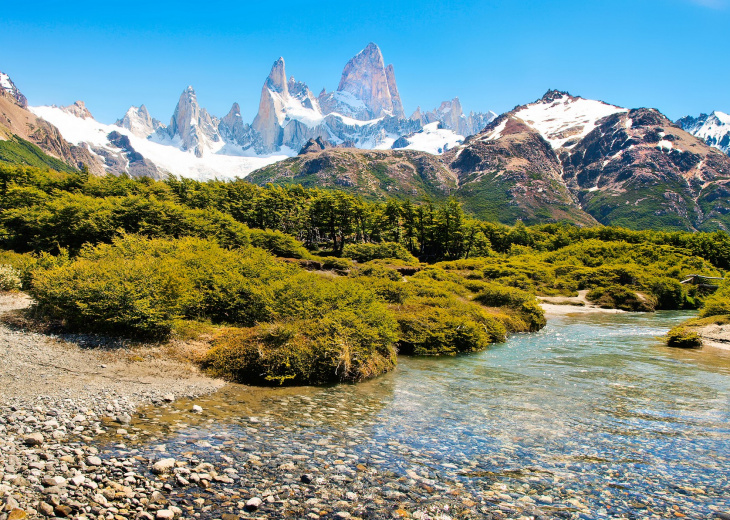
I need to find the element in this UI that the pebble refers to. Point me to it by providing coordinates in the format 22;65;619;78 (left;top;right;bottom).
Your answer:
245;497;263;511
151;458;176;475
22;433;43;446
86;455;102;466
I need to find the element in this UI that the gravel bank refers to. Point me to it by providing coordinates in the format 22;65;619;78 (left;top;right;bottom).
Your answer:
0;292;225;520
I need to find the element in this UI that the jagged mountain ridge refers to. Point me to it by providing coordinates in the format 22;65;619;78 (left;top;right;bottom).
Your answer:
248;90;730;231
30;42;495;178
678;111;730;156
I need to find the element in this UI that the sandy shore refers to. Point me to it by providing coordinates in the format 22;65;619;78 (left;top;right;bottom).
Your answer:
0;292;224;409
538;290;625;317
692;322;730;351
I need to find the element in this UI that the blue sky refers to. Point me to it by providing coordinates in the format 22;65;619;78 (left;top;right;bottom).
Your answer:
1;0;728;124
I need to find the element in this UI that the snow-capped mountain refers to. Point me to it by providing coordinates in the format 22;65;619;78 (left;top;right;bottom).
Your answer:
677;111;730;156
115;105;163;138
30;103;291;180
0;71;28;108
19;42;495;180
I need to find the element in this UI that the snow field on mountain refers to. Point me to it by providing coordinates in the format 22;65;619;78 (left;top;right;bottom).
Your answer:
399;122;464;154
515;95;627;150
30;105;293;180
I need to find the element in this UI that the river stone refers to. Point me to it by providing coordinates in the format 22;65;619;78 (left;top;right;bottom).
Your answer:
245;497;262;511
162;394;175;402
155;510;174;520
23;433;43;446
54;505;72;517
38;502;54;517
42;476;66;487
7;509;27;520
191;405;203;413
86;456;102;467
152;458;176;474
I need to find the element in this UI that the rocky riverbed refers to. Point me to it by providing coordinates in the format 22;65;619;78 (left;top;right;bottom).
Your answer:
2;293;730;520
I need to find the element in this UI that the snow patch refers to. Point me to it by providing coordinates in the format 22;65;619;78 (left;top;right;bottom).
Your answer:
515;94;627;149
657;140;673;150
398;122;464;155
0;73;13;91
483;119;508;141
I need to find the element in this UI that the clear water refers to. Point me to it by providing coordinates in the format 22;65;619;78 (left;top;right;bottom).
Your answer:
128;311;730;518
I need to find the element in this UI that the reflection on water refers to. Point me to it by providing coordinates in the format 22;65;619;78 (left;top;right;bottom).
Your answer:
126;311;730;518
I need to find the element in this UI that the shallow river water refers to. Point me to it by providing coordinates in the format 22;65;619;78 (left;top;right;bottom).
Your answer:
110;311;730;519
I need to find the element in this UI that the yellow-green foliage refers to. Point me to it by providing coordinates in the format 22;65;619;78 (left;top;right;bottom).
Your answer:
342;242;418;263
30;235;296;336
666;326;702;348
203;279;398;385
586;285;656;312
699;280;730;318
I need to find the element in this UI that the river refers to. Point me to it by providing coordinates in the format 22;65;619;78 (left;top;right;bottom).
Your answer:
109;311;730;519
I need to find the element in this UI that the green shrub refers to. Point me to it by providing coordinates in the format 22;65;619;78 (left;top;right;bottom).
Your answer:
586;285;656;312
249;229;310;259
666;326;702;348
474;283;533;308
395;304;505;356
342;242;417;263
203;301;398;385
30;235;294;337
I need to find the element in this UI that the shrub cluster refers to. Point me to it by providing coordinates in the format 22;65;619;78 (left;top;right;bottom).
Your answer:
666;326;702;349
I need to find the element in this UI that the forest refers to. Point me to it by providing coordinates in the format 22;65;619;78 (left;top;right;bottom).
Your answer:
0;163;728;384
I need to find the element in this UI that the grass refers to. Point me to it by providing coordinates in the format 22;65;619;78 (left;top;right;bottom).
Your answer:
0;135;77;172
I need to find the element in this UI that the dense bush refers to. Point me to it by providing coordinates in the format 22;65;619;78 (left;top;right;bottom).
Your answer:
30;235;295;336
666;326;702;348
342;242;417;263
249;229;310;259
203;281;398;385
586;285;656;312
395;304;506;356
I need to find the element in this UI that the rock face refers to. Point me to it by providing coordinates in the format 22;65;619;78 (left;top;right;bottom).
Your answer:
115;105;163;138
248;43;494;154
678;111;730;156
335;42;404;119
167;86;221;157
61;101;94;119
0;75;105;175
411;98;497;137
102;131;160;178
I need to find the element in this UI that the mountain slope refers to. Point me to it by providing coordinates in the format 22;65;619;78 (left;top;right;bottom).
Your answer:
444;115;597;225
447;91;730;230
249;90;730;231
678;111;730;156
0;73;103;174
246;147;457;201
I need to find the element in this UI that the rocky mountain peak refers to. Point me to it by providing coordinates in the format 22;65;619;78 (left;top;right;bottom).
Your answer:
539;89;573;104
62;101;93;119
678;110;730;156
265;58;288;96
115;104;162;138
168;86;221;157
0;71;28;108
336;42;401;119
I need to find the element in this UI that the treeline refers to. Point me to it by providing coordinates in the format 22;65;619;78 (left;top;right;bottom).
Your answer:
2;163;730;268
